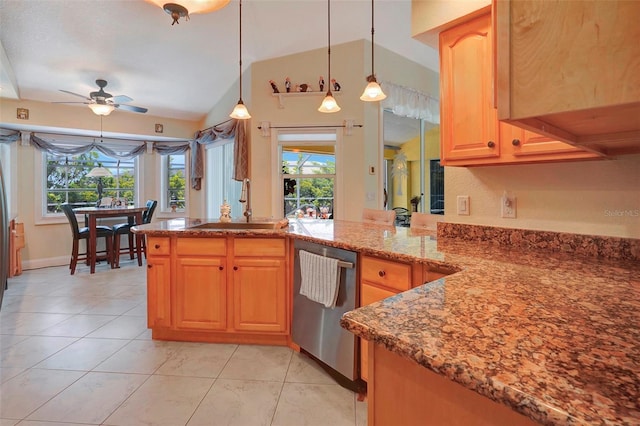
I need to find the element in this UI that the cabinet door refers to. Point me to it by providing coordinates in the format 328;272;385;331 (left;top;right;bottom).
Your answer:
175;257;227;330
360;283;399;382
232;258;286;333
502;124;599;162
147;257;171;328
440;12;499;164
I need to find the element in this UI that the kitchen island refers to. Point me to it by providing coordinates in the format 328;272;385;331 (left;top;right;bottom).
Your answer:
133;218;640;426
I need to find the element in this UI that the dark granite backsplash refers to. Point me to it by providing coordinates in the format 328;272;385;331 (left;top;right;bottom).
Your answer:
438;222;639;261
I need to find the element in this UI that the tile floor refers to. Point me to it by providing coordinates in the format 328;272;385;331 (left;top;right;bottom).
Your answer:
0;259;367;426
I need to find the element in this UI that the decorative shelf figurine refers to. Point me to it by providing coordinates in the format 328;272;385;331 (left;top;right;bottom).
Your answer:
319;76;325;92
331;78;341;91
219;200;232;222
269;80;280;93
285;77;291;93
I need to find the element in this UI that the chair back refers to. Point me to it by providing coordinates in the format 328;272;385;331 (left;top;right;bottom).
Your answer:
61;204;81;239
410;212;441;230
143;200;158;224
362;208;396;225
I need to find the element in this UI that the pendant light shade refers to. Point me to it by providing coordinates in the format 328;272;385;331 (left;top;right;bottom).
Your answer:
148;1;231;25
360;0;386;102
230;0;251;119
318;0;340;113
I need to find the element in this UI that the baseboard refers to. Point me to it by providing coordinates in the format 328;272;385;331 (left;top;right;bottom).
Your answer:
22;256;68;271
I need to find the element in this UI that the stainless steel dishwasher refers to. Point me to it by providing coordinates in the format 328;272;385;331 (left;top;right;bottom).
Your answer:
292;239;362;391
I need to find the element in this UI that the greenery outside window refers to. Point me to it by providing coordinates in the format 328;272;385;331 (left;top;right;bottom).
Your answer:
45;152;136;214
160;153;187;212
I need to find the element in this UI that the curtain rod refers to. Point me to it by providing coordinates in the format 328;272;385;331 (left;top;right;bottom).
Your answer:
199;118;234;134
256;124;362;130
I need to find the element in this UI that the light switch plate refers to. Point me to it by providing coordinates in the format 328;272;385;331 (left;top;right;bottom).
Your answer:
457;195;470;215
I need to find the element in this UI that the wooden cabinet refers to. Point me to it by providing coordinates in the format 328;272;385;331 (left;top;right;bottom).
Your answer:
359;255;413;382
495;0;640;156
440;10;600;166
232;238;287;333
146;237;171;328
147;235;288;345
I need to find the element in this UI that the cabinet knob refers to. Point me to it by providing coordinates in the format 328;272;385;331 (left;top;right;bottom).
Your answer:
154;244;160;249
219;266;224;271
487;141;495;148
147;265;152;269
512;138;521;146
233;266;238;271
378;270;386;277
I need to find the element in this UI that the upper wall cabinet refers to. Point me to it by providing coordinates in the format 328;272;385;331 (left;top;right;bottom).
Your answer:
495;0;640;156
439;11;599;166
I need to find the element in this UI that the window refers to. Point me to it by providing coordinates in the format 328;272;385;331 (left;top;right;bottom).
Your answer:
206;140;242;218
278;133;336;219
44;152;136;214
161;154;187;212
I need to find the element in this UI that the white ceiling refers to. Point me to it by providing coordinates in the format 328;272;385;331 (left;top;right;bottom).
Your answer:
0;0;439;124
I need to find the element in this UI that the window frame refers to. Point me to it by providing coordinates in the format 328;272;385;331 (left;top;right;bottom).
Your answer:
155;150;190;218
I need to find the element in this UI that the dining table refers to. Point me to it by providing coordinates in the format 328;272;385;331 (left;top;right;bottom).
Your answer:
73;206;147;274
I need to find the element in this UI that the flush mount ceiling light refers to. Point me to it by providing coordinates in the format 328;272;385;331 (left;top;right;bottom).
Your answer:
360;0;386;102
318;0;340;113
148;0;230;25
88;103;115;116
229;0;251;119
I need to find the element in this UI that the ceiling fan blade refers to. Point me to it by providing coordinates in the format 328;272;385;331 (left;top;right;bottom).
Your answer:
115;104;148;113
51;101;90;105
59;89;91;101
111;95;133;103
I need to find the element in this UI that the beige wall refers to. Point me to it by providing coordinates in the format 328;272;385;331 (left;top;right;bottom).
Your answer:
412;0;491;47
444;155;640;238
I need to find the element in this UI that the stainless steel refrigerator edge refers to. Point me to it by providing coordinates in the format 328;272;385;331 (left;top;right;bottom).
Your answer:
0;161;8;309
292;239;359;385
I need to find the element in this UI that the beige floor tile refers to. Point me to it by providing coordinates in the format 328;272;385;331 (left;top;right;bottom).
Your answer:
121;302;147;316
0;368;84;419
14;421;97;426
37;314;118;337
0;419;19;426
0;367;25;384
285;351;338;385
0;336;78;369
85;315;147;339
35;338;130;371
271;383;356;426
219;345;293;382
0;312;72;335
0;333;29;349
155;342;237;378
27;371;148;425
94;339;179;374
80;298;142;316
134;328;153;340
187;379;282;426
103;374;213;426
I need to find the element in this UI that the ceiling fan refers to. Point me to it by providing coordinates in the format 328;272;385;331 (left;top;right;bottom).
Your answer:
55;79;148;115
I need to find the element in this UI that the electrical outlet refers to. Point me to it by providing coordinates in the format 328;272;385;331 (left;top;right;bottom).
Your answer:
501;192;517;218
457;195;470;216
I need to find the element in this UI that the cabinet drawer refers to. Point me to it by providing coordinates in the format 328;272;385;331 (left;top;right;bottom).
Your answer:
361;256;411;292
234;238;285;257
176;237;226;256
361;283;399;306
147;237;170;256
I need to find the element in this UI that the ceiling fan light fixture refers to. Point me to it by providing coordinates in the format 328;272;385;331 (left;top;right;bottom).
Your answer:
88;103;115;116
229;0;250;120
148;0;230;24
318;0;340;114
361;0;386;102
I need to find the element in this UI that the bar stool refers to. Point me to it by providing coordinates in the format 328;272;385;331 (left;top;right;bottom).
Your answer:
112;200;157;268
61;204;114;275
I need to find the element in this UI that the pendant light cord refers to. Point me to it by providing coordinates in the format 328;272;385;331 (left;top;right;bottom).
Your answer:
327;0;332;96
238;0;243;102
370;0;375;79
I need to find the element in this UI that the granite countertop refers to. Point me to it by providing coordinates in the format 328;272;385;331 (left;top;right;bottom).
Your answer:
134;217;640;425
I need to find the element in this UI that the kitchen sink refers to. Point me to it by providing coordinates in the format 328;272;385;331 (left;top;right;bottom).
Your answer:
189;220;288;230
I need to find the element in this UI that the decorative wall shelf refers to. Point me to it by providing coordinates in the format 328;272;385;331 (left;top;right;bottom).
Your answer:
271;91;342;109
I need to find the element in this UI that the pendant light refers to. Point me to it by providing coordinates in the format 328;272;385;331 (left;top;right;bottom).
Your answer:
318;0;341;113
230;0;251;119
360;0;386;102
148;1;231;25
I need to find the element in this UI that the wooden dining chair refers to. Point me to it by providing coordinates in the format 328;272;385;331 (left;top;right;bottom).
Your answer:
61;204;114;274
362;208;396;225
112;200;157;268
410;212;441;230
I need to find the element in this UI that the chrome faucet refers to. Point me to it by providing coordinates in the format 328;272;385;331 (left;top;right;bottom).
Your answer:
239;178;252;222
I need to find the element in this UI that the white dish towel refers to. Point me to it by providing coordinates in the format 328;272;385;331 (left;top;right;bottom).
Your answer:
299;250;340;308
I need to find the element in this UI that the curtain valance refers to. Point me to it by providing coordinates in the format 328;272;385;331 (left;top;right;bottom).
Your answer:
381;81;440;124
0;130;20;144
30;134;147;160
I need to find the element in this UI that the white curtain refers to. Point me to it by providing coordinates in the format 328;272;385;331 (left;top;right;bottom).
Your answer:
381;81;439;124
